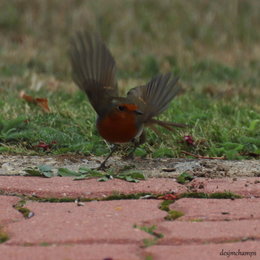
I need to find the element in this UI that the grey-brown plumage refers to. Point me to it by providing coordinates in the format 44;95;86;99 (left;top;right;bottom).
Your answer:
69;32;185;169
127;73;180;124
69;32;118;116
69;32;183;128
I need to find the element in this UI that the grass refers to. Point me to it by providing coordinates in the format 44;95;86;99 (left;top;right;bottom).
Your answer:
0;229;9;243
159;200;184;221
180;192;242;199
0;0;259;159
133;224;164;248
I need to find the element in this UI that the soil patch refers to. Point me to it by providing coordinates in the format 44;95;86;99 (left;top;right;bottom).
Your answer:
0;155;259;178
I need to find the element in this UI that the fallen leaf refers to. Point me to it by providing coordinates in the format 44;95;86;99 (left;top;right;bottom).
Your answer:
184;135;195;146
57;168;81;177
176;172;194;184
19;91;34;102
19;91;50;112
35;98;50;112
33;141;57;151
24;165;54;178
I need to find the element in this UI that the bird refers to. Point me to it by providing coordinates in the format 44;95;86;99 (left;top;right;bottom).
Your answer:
69;32;185;169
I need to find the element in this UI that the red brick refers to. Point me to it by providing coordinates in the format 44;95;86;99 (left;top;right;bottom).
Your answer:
6;200;166;245
188;178;260;197
0;244;141;260
170;198;260;221
0;176;187;198
0;196;22;225
145;241;259;260
157;220;260;244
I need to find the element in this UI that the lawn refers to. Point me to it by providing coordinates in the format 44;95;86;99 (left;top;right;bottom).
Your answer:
0;0;259;160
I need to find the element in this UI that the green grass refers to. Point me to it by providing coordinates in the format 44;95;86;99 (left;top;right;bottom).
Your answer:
159;200;184;221
133;224;164;248
0;0;259;159
180;192;242;199
0;83;258;159
0;229;9;243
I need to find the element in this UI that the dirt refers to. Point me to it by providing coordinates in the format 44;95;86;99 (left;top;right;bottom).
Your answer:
0;155;259;178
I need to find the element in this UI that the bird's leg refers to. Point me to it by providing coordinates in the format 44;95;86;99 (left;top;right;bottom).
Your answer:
97;144;118;170
124;132;146;160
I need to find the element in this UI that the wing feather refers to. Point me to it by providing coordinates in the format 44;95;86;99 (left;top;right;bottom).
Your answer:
127;73;180;122
69;32;118;115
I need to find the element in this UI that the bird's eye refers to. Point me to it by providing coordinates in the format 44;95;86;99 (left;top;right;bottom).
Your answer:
118;105;125;111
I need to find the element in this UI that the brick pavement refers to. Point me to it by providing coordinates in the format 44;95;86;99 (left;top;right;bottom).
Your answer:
0;176;259;260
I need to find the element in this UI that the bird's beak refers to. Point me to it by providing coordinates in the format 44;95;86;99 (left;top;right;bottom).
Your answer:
135;110;143;115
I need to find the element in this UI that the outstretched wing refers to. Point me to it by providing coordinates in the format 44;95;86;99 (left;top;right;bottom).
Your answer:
127;73;180;122
69;32;118;116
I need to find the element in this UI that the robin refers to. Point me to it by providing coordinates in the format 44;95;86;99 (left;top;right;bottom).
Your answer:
69;32;185;169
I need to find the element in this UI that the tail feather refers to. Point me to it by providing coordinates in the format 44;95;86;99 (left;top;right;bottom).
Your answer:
147;118;187;131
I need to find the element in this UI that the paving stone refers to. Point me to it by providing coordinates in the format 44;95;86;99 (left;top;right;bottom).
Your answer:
6;200;166;245
0;244;141;260
170;198;260;221
1;175;260;259
157;220;260;244
0;196;22;225
0;176;187;198
188;177;260;197
145;241;259;260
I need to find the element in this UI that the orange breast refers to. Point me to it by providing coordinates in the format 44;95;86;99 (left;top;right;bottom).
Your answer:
97;111;139;143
